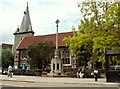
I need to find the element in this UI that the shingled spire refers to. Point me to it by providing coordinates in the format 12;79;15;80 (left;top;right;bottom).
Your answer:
14;2;34;35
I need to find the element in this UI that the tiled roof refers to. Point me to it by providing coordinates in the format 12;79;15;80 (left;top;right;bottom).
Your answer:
17;32;73;50
2;43;13;49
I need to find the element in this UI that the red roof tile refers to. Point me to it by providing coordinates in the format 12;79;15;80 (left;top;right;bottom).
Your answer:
2;43;13;49
17;32;73;50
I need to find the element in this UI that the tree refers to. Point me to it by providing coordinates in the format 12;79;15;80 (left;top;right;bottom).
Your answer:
2;49;14;68
27;41;54;69
64;1;120;69
91;1;120;66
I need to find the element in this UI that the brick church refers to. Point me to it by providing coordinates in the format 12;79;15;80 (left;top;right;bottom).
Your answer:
13;3;76;69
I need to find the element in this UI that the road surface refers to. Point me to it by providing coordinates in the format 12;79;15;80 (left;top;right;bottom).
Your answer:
1;75;119;89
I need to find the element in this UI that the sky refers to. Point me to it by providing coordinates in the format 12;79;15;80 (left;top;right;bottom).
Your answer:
0;0;84;44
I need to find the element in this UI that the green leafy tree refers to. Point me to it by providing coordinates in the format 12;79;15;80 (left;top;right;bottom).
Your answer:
2;49;14;68
92;1;120;64
27;41;54;69
64;1;120;69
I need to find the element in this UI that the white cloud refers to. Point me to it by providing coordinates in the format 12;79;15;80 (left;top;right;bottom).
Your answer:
0;0;82;44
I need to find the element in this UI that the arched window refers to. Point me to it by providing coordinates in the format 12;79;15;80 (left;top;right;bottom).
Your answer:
62;48;70;64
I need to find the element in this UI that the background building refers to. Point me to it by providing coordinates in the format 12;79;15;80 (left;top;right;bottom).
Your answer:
2;43;13;50
13;3;76;69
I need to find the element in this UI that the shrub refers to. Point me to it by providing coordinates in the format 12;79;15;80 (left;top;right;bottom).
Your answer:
41;71;47;75
98;69;105;73
12;69;21;75
63;67;73;72
64;71;74;76
57;72;61;76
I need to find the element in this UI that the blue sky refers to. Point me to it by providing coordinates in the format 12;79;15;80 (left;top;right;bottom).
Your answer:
0;0;83;44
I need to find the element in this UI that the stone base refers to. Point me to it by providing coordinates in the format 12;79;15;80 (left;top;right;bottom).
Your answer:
47;73;54;77
51;57;63;74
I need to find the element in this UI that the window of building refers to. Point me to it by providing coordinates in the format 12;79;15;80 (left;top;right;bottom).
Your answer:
53;63;55;70
67;58;70;64
63;57;70;64
62;48;70;64
22;51;27;58
57;64;59;70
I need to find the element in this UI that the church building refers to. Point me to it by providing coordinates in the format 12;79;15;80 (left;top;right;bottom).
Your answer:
13;3;76;69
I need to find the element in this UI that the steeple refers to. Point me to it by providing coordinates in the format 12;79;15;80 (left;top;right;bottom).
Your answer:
14;2;34;35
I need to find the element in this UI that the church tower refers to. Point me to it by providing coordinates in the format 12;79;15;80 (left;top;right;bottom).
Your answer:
13;2;34;68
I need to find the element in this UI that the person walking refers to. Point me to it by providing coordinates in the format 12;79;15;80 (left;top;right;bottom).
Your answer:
94;69;98;81
8;65;13;78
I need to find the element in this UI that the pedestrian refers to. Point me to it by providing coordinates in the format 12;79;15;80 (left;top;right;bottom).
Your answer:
94;69;98;81
27;65;30;72
81;67;85;78
79;68;84;78
21;64;26;75
76;71;79;78
8;65;13;78
79;71;84;78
